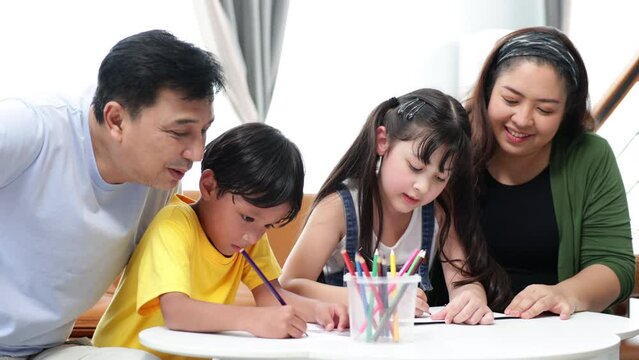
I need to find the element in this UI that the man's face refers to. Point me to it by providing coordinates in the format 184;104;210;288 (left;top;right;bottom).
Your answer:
117;88;214;189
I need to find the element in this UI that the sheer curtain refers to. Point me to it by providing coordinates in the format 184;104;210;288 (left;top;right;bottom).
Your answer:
193;0;289;123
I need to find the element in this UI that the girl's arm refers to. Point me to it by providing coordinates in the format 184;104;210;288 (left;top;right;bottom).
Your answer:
159;292;307;338
279;193;349;305
430;203;494;325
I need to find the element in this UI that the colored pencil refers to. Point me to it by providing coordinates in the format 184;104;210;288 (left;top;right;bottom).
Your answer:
390;250;399;342
340;249;356;276
398;248;420;276
240;248;286;305
355;254;374;341
388;248;425;294
372;250;425;341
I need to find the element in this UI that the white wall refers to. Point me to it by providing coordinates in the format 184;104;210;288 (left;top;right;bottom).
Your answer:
567;0;639;246
0;1;201;97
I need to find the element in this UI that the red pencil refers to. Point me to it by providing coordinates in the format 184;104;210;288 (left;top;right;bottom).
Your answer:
340;249;356;276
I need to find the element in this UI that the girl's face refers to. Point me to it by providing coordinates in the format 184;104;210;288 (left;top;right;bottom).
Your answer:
487;61;567;163
377;133;451;214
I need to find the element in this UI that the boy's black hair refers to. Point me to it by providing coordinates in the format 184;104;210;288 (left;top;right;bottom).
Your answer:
202;122;304;226
92;29;225;123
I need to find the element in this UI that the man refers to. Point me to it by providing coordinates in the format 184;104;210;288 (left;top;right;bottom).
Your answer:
0;30;224;359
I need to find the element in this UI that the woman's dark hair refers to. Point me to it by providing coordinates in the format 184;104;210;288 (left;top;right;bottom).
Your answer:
314;88;509;309
92;29;225;123
201;122;304;226
466;26;592;187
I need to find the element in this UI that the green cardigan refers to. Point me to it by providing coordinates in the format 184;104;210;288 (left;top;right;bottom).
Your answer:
550;132;635;305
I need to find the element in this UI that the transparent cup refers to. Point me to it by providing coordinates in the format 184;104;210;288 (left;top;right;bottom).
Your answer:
344;274;419;343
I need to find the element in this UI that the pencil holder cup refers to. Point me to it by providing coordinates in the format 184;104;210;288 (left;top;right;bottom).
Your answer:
344;274;419;343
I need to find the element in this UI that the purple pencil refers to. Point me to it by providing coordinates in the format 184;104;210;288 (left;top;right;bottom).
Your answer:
240;248;286;305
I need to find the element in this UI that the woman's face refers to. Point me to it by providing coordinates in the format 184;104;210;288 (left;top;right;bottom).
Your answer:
487;61;567;163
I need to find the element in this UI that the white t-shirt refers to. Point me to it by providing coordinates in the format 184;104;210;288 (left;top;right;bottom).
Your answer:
0;91;172;356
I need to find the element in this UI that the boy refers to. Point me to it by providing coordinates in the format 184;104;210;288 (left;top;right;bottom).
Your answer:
93;123;348;357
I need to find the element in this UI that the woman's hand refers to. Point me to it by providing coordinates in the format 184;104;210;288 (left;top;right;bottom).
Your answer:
505;284;576;320
431;283;493;325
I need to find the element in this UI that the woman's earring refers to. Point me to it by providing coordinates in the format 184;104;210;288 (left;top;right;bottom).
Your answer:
376;156;383;175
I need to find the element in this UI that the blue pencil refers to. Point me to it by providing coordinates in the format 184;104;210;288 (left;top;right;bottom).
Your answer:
240;248;286;305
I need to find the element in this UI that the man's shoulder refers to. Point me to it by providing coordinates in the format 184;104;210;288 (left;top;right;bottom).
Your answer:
2;91;86;111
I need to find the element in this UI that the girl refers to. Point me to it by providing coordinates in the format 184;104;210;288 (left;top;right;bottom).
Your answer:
280;88;508;325
466;26;635;319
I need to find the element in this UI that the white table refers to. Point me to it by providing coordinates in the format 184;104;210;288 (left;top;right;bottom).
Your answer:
139;311;639;360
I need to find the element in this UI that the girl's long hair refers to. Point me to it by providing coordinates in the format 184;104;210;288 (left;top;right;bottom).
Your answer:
314;88;510;309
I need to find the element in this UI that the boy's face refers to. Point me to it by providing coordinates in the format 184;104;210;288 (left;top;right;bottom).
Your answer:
198;182;292;256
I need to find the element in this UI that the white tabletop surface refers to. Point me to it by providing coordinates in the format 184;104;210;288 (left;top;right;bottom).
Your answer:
139;309;639;360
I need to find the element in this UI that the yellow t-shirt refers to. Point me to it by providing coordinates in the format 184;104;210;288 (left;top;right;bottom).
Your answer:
93;194;281;358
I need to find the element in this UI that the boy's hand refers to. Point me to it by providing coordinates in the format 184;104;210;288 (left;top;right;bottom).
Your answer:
430;283;493;325
313;302;349;331
415;287;430;316
250;305;307;338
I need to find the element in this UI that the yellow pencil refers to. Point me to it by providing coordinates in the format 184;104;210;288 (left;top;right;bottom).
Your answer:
390;249;399;342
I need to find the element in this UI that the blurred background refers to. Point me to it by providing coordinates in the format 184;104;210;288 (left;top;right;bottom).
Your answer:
0;0;636;248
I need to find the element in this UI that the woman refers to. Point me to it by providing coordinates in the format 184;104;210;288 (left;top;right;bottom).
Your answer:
466;26;635;319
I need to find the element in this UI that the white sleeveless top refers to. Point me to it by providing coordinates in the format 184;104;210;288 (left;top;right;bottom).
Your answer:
323;186;437;275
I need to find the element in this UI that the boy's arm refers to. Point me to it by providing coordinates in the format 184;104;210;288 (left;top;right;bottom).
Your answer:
159;291;307;338
252;279;349;331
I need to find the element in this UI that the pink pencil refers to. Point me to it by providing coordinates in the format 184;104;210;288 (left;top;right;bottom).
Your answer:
398;248;421;276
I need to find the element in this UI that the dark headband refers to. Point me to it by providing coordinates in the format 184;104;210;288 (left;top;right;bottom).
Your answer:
397;98;425;121
496;31;578;88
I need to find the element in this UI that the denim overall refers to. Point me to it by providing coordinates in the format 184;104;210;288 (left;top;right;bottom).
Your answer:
322;185;434;291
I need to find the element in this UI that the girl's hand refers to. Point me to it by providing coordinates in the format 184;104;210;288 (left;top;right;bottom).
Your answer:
505;284;575;320
431;283;493;325
415;287;430;316
250;305;308;338
313;302;349;331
